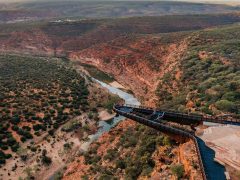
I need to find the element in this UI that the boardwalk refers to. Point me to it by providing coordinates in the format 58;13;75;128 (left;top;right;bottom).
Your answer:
113;104;239;180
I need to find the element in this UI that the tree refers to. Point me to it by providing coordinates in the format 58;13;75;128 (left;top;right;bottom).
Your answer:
116;159;125;169
171;164;184;179
48;129;54;136
41;149;52;166
42;155;52;165
163;136;171;146
125;166;141;179
7;137;17;146
215;100;236;112
20;137;26;143
11;116;20;125
0;158;6;164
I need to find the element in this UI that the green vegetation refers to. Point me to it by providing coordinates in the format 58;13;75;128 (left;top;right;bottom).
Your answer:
81;64;115;83
83;124;177;179
156;25;240;116
1;13;240;55
41;149;52;166
103;95;120;112
2;1;240;23
61;119;82;132
171;164;184;179
0;54;89;163
42;21;98;37
51;171;63;180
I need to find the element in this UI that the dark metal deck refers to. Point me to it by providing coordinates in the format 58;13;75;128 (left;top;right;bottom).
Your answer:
113;104;236;180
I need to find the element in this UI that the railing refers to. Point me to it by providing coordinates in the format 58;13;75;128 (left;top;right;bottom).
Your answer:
124;104;240;125
113;105;207;180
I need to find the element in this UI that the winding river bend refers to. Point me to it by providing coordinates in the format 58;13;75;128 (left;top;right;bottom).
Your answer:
80;79;140;151
81;79;226;180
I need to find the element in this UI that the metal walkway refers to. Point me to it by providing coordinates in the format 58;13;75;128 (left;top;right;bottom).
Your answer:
122;104;240;126
113;104;237;180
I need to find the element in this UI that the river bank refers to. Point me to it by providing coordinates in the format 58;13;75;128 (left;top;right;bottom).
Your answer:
47;79;140;179
0;76;135;180
79;79;140;152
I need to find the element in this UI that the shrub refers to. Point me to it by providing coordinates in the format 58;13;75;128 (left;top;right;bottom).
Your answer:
11;144;20;152
0;158;6;164
99;174;116;180
125;166;141;179
116;159;125;169
42;155;52;166
171;164;184;179
20;137;26;143
11;116;20;125
163;136;171;146
215;100;236;112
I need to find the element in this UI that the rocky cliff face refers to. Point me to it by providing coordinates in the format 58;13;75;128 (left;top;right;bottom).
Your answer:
66;33;204;179
0;29;201;179
2;18;238;179
69;34;189;106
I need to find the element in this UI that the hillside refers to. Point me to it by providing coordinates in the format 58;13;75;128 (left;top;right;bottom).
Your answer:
1;13;240;56
1;13;240;179
1;1;240;23
62;22;240;180
71;24;240;117
0;54;121;179
156;25;240;115
63;120;201;180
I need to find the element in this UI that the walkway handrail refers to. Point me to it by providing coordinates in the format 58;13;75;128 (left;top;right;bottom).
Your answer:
124;104;240;125
113;105;207;180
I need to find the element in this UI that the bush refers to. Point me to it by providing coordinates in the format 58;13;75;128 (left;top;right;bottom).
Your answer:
99;174;116;180
103;149;118;161
11;116;20;125
48;129;54;136
116;159;125;169
11;144;20;152
123;136;137;148
7;137;17;146
171;164;184;179
125;166;141;179
0;158;6;164
12;125;19;131
42;155;52;166
215;100;236;112
163;136;171;146
20;137;26;142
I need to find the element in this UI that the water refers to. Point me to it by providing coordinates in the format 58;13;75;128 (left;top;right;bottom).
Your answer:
80;79;140;151
80;79;227;180
197;137;226;180
94;79;140;106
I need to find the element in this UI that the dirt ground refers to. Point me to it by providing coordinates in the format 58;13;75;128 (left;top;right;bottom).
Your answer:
0;114;96;180
109;81;126;89
98;110;115;121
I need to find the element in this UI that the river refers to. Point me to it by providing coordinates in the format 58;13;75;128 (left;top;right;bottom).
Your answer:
80;79;226;180
80;79;140;151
